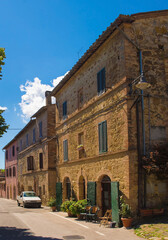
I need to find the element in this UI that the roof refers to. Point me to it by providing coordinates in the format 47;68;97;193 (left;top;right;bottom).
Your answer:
3;105;48;150
3;119;35;150
51;10;168;96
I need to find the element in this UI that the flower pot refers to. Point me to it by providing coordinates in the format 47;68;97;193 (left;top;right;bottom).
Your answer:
51;206;56;212
77;214;83;220
140;209;153;217
153;208;164;215
121;218;133;228
67;211;73;217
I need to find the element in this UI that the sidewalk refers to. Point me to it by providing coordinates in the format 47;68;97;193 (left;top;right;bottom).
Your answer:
49;211;143;240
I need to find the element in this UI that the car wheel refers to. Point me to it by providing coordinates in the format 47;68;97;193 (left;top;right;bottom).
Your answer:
23;202;26;208
38;204;41;208
17;201;20;206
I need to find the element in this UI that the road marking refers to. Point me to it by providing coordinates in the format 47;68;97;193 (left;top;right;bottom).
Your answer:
95;231;105;236
12;213;34;233
49;212;89;229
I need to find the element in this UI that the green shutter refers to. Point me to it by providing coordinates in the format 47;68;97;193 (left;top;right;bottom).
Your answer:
111;181;120;227
98;123;102;153
97;71;101;94
56;182;62;211
63;139;68;161
87;181;96;206
102;121;107;152
102;68;106;91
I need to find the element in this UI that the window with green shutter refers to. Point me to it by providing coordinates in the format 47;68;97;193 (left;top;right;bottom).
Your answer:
98;120;107;153
97;68;106;95
63;139;68;161
63;101;67;120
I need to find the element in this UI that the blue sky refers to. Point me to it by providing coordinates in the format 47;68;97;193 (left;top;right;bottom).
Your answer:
0;0;167;168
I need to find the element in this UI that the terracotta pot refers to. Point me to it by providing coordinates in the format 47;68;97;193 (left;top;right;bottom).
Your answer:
51;206;56;212
77;214;83;220
121;218;133;228
153;208;164;215
140;209;153;217
67;211;73;217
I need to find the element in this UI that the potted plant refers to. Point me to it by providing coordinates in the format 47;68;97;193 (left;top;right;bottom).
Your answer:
69;199;87;219
119;196;133;228
48;198;57;212
61;200;76;217
77;144;84;151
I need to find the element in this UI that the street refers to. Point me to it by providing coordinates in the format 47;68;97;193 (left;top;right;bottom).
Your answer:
0;198;141;240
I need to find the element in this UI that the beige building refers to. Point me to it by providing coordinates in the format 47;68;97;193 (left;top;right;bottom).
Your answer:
51;10;168;219
17;92;56;204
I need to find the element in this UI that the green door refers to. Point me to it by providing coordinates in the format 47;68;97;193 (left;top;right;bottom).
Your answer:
87;181;96;206
56;182;62;211
111;181;120;226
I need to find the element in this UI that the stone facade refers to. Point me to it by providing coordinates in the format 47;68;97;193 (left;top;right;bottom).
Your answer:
52;10;168;215
3;140;18;200
0;170;5;198
16;94;56;205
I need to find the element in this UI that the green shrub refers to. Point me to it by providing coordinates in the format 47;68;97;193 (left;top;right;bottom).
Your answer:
119;196;132;218
48;198;57;207
61;200;76;212
69;199;87;215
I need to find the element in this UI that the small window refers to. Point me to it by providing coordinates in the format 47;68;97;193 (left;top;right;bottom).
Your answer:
39;153;43;169
12;145;15;157
78;88;83;109
6;150;8;160
13;167;16;177
39;122;43;138
33;128;36;143
63;139;68;161
9;168;12;177
26;134;29;147
98;120;107;153
6;169;8;177
27;156;34;171
63;101;67;120
97;68;106;95
43;185;45;195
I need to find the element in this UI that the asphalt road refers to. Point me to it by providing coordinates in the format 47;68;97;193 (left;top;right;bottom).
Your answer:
0;198;142;240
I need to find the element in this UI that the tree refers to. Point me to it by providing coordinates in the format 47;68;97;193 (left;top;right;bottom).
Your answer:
0;48;6;80
0;110;9;137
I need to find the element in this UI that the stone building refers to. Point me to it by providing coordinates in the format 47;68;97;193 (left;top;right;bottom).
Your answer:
51;10;168;218
3;139;18;200
16;91;56;204
0;169;5;198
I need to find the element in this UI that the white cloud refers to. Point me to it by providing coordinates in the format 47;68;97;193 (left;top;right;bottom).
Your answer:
19;72;68;122
0;106;7;111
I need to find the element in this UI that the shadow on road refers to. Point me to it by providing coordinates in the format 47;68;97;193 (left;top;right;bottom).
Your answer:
0;226;63;240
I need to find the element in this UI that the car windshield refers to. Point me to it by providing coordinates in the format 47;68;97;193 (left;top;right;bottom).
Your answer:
23;192;36;197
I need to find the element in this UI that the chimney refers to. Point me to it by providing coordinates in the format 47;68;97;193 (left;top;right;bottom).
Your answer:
45;91;52;106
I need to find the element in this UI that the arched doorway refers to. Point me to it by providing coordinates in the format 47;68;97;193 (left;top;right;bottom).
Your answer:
79;175;85;200
101;175;111;215
63;177;71;200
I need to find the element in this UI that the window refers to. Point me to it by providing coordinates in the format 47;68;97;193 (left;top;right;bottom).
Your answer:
27;156;34;171
97;68;106;95
9;168;12;177
20;140;22;151
78;88;83;109
63;101;67;120
26;134;29;147
33;128;36;143
6;169;8;177
12;145;15;157
43;185;45;195
39;153;43;169
13;167;16;177
6;150;8;160
98;120;107;153
63;139;68;161
78;132;85;159
39;122;43;138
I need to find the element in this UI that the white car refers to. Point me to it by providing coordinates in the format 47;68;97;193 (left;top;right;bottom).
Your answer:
17;191;42;208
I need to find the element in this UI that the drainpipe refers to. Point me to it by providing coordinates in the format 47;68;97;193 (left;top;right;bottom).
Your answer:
115;24;146;208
